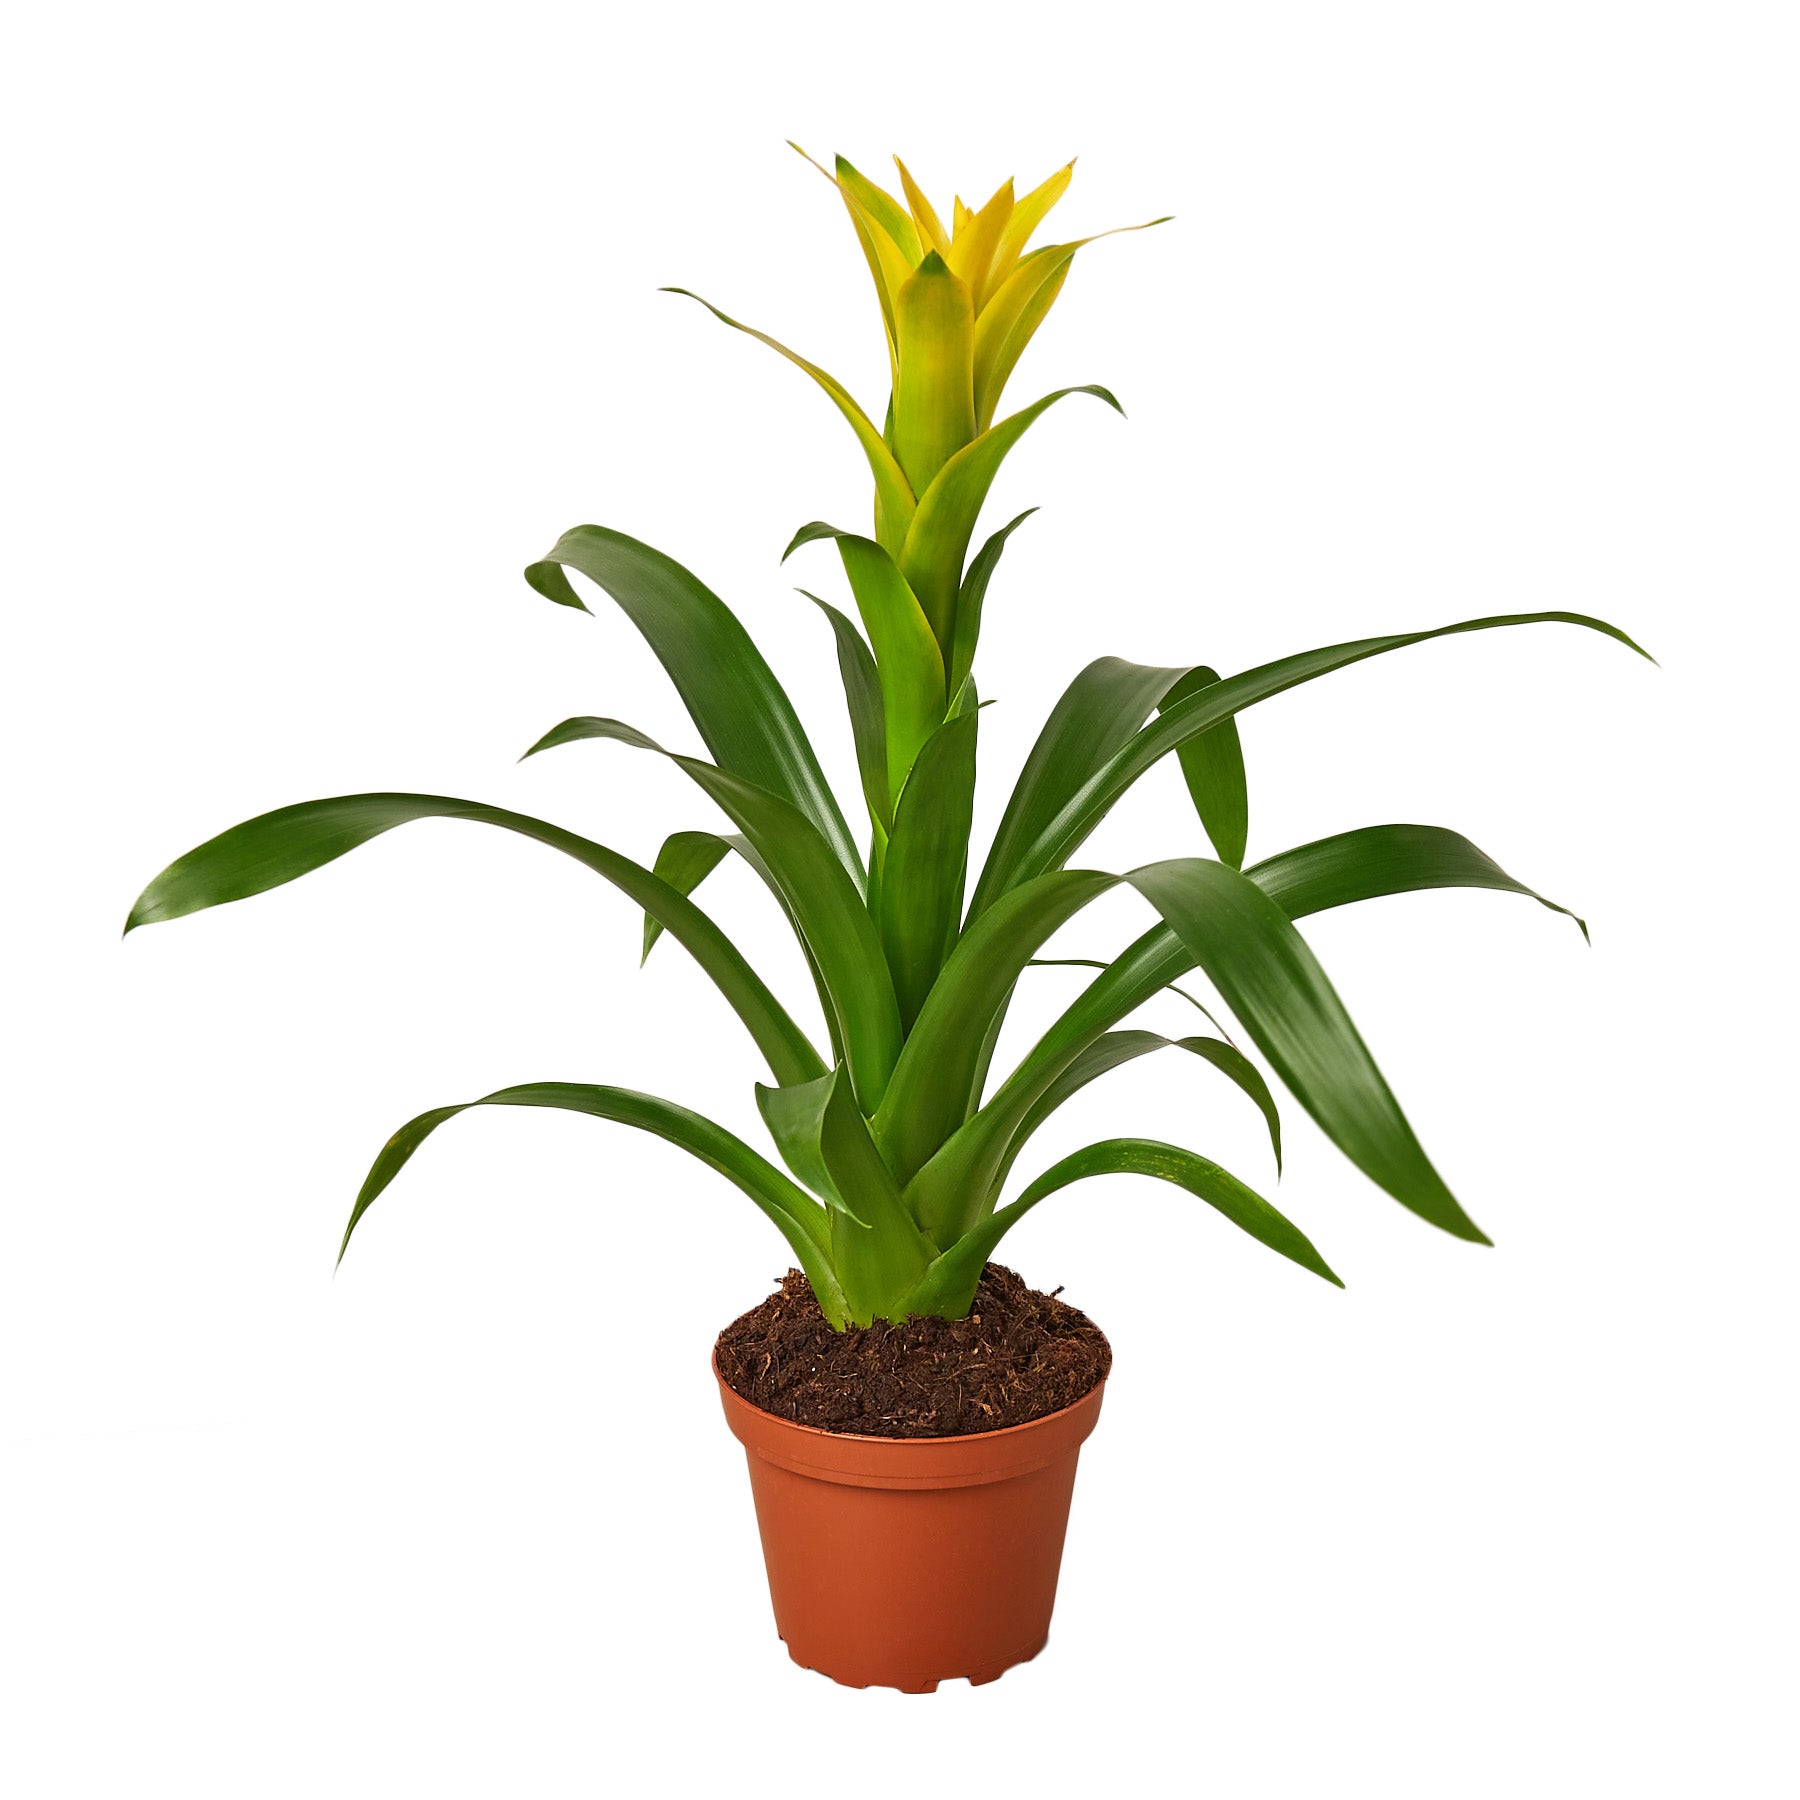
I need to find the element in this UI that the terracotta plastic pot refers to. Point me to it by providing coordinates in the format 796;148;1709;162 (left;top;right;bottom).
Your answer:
715;1356;1106;1692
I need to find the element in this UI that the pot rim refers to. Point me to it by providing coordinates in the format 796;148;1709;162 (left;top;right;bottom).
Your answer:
713;1349;1107;1489
712;1348;1106;1445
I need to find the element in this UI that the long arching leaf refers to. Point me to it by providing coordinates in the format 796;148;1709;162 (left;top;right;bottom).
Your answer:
522;522;863;888
985;611;1649;904
523;719;903;1111
1249;823;1587;939
994;1030;1282;1193
1123;859;1481;1242
124;794;825;1087
899;1137;1340;1318
658;288;917;552
339;1081;850;1329
1160;666;1248;867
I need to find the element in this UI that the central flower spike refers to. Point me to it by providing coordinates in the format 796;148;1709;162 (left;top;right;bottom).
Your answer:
666;151;1168;665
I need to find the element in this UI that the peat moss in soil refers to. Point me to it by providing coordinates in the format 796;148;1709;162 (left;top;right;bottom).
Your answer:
714;1263;1112;1439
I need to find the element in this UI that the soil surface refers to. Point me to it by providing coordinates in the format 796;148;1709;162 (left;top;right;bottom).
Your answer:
714;1264;1111;1439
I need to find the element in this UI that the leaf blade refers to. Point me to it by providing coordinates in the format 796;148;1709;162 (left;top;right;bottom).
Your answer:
341;1081;850;1328
125;793;826;1087
522;521;864;889
899;1136;1340;1319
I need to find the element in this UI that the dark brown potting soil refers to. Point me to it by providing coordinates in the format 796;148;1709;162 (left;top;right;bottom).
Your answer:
713;1263;1111;1439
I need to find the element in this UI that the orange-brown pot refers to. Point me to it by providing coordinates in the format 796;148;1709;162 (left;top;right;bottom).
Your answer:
714;1356;1106;1693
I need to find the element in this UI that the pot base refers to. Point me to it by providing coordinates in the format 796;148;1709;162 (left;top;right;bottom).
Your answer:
780;1630;1049;1694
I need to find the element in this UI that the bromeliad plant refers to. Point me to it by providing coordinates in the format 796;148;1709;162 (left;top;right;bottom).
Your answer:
128;152;1645;1329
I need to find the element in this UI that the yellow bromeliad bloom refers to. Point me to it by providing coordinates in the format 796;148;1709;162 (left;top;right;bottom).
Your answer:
666;151;1166;688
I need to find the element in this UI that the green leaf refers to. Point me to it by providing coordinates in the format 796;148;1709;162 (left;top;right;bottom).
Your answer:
124;793;825;1087
899;384;1123;652
899;1137;1340;1319
1160;666;1249;867
756;1066;935;1324
1027;956;1235;1041
995;1030;1283;1192
906;923;1198;1237
796;590;891;829
972;654;1199;921
873;869;1119;1210
641;831;731;963
523;719;903;1112
987;610;1651;903
1123;858;1482;1242
522;522;864;889
784;524;946;798
340;1081;850;1329
1249;823;1587;940
948;508;1035;703
658;288;917;554
891;251;977;496
878;709;979;1030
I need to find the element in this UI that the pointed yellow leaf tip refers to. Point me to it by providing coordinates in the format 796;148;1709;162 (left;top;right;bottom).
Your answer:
892;155;953;258
787;139;835;183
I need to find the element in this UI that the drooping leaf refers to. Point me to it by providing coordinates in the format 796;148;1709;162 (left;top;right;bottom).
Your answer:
1122;858;1483;1242
523;718;903;1111
878;708;980;1030
339;1081;850;1329
1160;666;1249;867
911;809;1591;1241
1249;823;1587;940
985;610;1651;904
124;793;825;1087
994;1030;1283;1193
906;923;1197;1237
641;831;731;963
522;522;864;888
657;288;917;553
899;384;1124;652
899;1136;1340;1319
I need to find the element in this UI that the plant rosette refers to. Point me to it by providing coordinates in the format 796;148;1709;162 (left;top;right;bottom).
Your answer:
127;148;1647;1692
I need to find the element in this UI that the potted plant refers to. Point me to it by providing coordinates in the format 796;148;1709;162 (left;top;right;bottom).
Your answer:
127;148;1645;1693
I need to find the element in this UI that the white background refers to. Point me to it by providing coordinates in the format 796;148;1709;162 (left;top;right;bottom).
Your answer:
5;3;1795;1794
